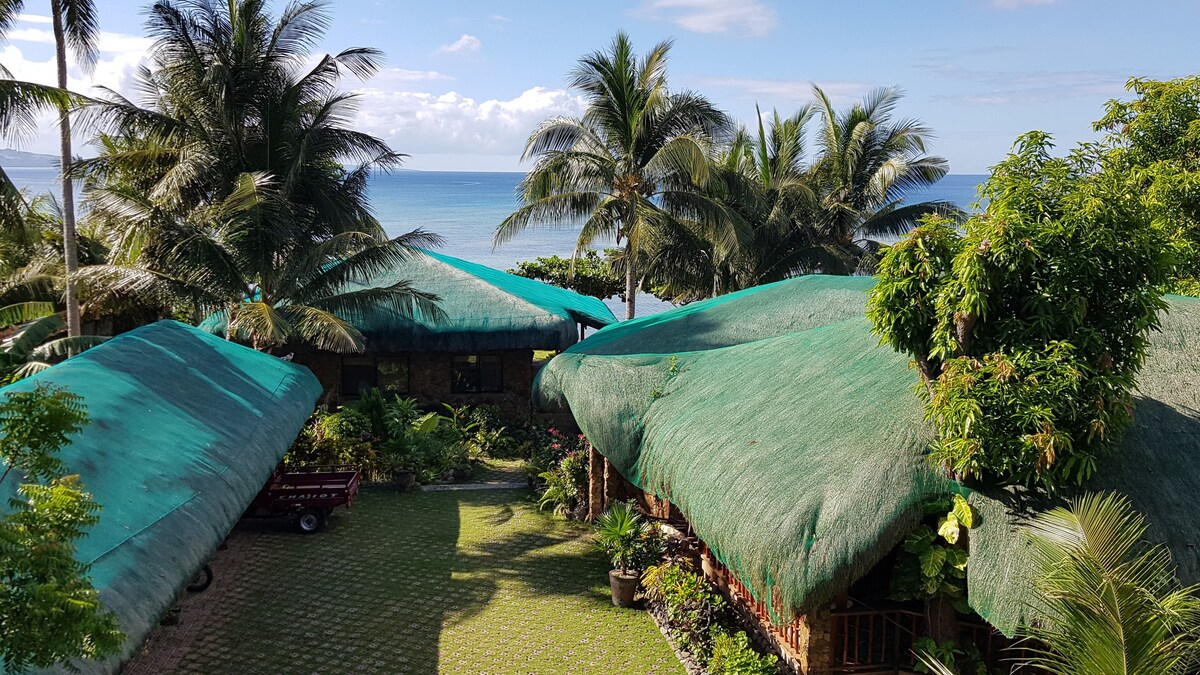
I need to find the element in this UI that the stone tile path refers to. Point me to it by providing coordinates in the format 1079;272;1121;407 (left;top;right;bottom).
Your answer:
124;475;681;674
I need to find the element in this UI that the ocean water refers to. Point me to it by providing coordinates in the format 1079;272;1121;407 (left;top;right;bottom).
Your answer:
4;167;986;316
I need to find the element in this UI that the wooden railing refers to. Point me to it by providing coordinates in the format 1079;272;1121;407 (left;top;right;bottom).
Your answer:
830;607;923;673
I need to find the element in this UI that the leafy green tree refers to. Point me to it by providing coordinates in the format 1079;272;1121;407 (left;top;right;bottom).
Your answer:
1096;76;1200;295
0;0;99;339
868;132;1173;488
0;384;123;671
509;249;625;301
495;32;732;319
75;0;440;351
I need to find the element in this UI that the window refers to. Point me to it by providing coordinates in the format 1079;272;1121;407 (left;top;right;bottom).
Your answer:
377;357;409;394
341;357;376;397
451;354;503;393
340;356;409;397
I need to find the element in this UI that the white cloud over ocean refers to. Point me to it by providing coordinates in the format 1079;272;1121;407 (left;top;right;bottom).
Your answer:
351;86;585;157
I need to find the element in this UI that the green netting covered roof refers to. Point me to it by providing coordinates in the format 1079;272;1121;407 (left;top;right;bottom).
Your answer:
201;250;617;353
0;321;321;673
352;250;615;351
534;276;1200;634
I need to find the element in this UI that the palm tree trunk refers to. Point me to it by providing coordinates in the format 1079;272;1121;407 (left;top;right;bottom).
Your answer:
51;1;81;339
623;242;637;320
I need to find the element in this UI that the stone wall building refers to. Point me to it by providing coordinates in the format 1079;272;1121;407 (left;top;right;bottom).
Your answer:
290;250;616;417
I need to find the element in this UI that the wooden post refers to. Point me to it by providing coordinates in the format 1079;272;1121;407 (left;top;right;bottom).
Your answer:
587;444;605;520
603;456;626;507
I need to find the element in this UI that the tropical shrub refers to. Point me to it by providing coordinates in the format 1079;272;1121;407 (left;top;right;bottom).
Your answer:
868;132;1174;489
913;637;987;675
654;563;727;660
345;388;389;441
0;385;123;671
285;408;374;467
536;450;588;517
708;631;778;675
890;494;976;609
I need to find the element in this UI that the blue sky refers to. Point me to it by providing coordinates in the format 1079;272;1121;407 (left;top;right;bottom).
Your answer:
2;0;1198;172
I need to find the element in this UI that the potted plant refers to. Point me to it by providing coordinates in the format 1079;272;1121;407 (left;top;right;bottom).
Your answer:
377;444;417;491
595;501;651;607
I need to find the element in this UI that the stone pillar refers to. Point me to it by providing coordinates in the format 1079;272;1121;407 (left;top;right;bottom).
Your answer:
804;608;834;675
587;445;605;520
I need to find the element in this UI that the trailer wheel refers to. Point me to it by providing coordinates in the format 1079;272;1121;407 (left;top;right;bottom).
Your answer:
187;564;213;592
297;509;325;534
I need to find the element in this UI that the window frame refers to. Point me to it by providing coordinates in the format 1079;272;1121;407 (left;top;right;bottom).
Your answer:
450;353;504;394
340;354;410;397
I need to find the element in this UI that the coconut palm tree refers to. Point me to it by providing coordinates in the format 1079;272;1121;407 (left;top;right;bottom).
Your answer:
495;32;732;319
0;0;97;339
808;85;957;273
74;0;440;351
0;300;106;381
642;106;825;301
643;88;959;300
919;492;1200;675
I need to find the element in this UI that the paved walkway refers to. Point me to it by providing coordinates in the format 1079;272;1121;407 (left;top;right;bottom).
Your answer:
123;467;681;674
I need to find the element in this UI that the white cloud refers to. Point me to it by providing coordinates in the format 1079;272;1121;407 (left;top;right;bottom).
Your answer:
435;34;481;55
351;86;584;157
2;26;154;54
637;0;777;37
699;77;875;105
0;27;152;154
17;13;51;24
991;0;1055;8
374;67;453;84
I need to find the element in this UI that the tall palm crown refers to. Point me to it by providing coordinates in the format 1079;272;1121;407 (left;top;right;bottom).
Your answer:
808;85;955;272
495;32;731;319
76;0;439;352
0;0;97;339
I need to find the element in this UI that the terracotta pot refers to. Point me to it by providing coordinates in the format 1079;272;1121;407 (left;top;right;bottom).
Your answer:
609;569;639;607
392;471;416;491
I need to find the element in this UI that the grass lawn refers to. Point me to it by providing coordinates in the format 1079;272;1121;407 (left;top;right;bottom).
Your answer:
128;482;682;674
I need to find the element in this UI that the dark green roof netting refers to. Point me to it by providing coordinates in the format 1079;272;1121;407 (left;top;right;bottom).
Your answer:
199;250;617;352
534;276;1200;635
0;321;321;673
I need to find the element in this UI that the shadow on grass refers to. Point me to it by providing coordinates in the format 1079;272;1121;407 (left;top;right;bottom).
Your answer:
155;487;638;674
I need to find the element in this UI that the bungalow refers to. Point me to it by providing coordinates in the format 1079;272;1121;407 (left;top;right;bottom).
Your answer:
533;275;1200;674
0;320;321;674
287;250;617;417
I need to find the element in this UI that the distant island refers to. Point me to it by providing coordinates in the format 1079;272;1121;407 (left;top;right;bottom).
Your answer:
0;149;59;168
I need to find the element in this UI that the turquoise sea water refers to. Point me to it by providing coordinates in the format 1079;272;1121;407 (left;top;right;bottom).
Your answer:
5;167;986;315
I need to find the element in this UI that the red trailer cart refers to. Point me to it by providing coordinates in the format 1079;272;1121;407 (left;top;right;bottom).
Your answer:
244;464;362;533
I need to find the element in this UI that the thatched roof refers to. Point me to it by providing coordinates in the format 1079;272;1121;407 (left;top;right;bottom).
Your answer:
534;276;1200;634
0;321;321;673
198;251;617;352
348;250;617;352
